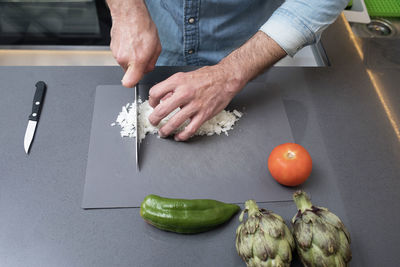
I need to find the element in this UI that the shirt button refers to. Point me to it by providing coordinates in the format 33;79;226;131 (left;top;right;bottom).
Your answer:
188;17;195;24
188;49;195;54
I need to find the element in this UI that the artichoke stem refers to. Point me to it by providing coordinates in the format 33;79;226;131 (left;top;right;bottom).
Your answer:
244;200;261;217
293;191;312;213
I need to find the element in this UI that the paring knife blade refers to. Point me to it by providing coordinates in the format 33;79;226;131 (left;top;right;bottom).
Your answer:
24;81;47;154
135;84;139;171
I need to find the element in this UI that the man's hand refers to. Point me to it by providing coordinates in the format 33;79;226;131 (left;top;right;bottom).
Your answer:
148;65;245;141
148;31;287;141
107;0;161;88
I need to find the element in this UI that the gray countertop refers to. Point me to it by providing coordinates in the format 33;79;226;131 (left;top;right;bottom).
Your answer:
1;18;400;266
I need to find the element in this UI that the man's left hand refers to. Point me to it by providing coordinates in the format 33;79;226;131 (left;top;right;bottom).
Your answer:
148;65;245;141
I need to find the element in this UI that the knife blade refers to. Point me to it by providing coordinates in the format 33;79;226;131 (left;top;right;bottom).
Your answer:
24;81;47;154
134;84;139;171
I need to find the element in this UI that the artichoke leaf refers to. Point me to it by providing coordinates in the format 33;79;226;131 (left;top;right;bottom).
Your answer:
239;209;247;222
252;229;272;261
277;239;293;263
261;214;285;239
293;219;313;249
283;224;295;249
299;244;331;267
268;210;285;223
312;219;340;256
318;209;347;231
238;227;254;260
338;231;352;262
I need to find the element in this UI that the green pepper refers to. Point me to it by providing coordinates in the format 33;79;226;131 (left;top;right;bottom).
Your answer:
140;194;240;234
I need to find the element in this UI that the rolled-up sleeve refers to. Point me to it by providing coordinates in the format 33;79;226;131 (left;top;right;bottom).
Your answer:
260;0;349;56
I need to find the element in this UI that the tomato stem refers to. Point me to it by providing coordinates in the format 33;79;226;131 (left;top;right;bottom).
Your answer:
286;150;296;159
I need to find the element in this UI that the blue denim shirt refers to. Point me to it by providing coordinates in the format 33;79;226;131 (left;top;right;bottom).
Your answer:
145;0;348;66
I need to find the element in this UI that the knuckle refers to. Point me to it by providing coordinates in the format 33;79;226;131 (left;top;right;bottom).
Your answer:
111;50;118;59
178;89;191;101
185;125;197;136
115;54;126;65
147;64;155;72
169;118;182;130
201;110;212;121
159;127;168;137
191;101;201;111
149;89;158;100
157;106;169;117
148;114;159;126
148;99;156;109
149;118;158;126
136;54;148;65
172;72;184;81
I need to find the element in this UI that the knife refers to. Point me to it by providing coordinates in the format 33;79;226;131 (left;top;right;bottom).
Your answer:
24;81;47;154
134;84;140;171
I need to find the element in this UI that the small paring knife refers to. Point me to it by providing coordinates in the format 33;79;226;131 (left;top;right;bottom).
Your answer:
24;81;47;154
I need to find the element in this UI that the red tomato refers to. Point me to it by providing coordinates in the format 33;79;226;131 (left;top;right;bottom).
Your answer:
268;143;312;186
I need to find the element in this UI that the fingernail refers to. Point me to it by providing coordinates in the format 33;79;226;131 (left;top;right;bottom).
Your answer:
174;136;181;142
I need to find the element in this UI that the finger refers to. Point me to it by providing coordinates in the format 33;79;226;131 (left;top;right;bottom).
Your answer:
112;49;128;71
148;92;189;126
161;92;173;102
122;63;145;88
148;82;176;108
112;46;129;71
144;51;159;74
116;55;129;72
144;63;155;74
118;60;128;72
158;105;197;138
174;114;205;141
146;43;162;73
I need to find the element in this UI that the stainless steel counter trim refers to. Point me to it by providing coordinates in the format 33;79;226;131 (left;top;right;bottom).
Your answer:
311;42;330;67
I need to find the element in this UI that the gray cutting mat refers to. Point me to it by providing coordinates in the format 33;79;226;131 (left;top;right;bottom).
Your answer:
82;83;295;208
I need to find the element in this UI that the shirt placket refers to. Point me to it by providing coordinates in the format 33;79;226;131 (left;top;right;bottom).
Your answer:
183;0;200;65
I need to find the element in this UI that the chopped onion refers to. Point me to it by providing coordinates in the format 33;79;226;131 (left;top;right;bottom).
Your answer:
112;99;242;142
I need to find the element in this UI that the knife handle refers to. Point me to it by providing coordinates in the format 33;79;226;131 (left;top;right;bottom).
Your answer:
29;81;47;121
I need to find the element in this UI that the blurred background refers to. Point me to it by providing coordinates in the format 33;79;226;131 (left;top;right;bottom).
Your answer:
0;0;398;66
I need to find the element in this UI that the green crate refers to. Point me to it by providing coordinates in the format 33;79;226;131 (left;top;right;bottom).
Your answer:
364;0;400;17
346;0;353;9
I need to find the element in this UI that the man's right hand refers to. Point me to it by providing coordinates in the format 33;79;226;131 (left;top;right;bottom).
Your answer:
108;0;161;88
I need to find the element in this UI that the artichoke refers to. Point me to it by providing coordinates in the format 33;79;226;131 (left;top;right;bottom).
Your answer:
236;200;295;267
292;191;352;267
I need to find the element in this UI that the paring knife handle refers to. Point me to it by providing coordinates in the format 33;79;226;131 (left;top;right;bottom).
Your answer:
29;81;47;121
